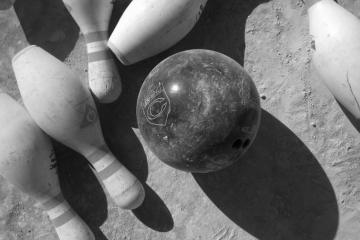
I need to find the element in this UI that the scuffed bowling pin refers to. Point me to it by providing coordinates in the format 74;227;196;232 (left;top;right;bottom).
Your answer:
0;92;95;240
13;46;145;209
108;0;208;65
308;0;360;119
63;0;122;103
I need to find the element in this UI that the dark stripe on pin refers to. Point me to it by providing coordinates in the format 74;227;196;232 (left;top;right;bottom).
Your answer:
84;31;108;43
98;159;123;180
42;193;64;211
52;209;75;228
88;50;112;62
87;145;109;164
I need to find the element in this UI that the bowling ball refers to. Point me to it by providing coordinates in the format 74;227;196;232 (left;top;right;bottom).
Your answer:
136;49;261;173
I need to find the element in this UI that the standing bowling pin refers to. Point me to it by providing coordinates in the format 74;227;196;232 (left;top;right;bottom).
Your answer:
308;0;360;119
63;0;122;103
0;92;95;240
108;0;208;65
13;46;145;209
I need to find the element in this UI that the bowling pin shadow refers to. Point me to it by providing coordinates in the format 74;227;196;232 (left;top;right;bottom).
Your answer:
177;0;272;65
337;101;360;133
53;141;109;240
193;110;339;240
132;184;174;232
97;100;174;232
97;101;149;184
14;0;78;61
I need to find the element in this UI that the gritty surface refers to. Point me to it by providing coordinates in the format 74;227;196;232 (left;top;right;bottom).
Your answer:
1;0;360;239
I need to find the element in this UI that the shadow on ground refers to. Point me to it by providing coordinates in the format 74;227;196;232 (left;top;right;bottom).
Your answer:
338;101;360;133
193;110;339;240
106;0;273;233
14;0;78;61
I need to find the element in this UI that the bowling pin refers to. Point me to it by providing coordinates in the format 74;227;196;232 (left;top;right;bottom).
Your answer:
0;92;95;240
63;0;122;103
13;46;145;210
108;0;208;65
308;0;360;119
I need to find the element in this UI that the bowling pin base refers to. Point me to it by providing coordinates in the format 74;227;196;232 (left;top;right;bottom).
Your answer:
53;217;95;240
86;145;145;209
107;41;131;65
12;45;37;63
88;58;122;103
85;31;122;103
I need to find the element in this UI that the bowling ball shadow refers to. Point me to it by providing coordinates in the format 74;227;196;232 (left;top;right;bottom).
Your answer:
106;0;272;232
14;0;78;61
193;110;339;240
53;141;109;240
132;184;174;232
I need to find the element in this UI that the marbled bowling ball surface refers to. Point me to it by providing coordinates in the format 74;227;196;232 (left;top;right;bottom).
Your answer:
136;49;261;173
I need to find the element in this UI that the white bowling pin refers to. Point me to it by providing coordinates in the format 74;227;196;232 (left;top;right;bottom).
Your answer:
13;46;145;209
108;0;208;65
0;92;94;240
63;0;122;103
308;0;360;119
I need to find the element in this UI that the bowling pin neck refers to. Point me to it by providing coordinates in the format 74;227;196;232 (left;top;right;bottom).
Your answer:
40;193;95;240
40;193;73;225
85;144;116;176
12;45;37;64
84;31;109;53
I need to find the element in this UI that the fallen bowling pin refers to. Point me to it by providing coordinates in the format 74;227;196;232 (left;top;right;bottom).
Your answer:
63;0;121;103
13;46;145;209
0;92;95;240
308;0;360;119
108;0;208;65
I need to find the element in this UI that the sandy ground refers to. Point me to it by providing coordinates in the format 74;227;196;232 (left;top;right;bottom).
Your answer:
1;0;360;239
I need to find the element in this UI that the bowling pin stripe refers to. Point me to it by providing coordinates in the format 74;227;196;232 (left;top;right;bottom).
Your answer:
43;195;76;228
87;50;112;62
86;145;124;180
87;145;108;165
52;209;76;228
84;31;112;62
86;41;108;53
41;193;65;211
84;31;108;43
97;159;123;181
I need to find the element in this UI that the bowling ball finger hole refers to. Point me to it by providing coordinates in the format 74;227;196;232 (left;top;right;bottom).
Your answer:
232;138;251;150
243;139;251;148
232;139;243;149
